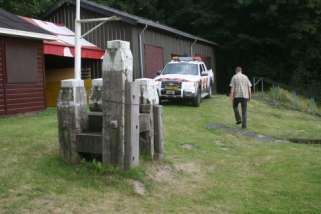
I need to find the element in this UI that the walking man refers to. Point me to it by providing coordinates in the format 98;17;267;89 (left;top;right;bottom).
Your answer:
229;66;252;129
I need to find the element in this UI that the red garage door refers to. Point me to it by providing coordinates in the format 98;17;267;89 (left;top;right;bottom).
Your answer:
144;45;164;78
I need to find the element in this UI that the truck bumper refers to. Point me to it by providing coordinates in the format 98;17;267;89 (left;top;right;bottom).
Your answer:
159;89;196;99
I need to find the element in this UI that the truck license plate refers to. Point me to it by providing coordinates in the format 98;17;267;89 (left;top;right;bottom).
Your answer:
166;86;177;91
166;90;175;95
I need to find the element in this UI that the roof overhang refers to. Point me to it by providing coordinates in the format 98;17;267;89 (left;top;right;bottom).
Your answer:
0;27;56;41
44;42;104;59
44;0;218;46
21;16;105;60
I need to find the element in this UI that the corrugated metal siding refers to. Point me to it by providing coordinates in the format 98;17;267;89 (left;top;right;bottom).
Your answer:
0;37;5;115
45;3;216;83
130;27;142;79
143;28;191;65
46;4;132;78
47;6;130;46
193;42;216;69
193;42;217;92
3;38;45;115
133;27;216;78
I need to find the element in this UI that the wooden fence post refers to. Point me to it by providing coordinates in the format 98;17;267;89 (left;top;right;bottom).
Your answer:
102;40;134;169
124;81;140;169
153;105;164;160
57;79;87;164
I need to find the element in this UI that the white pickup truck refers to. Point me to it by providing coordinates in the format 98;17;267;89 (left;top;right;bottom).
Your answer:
154;57;214;107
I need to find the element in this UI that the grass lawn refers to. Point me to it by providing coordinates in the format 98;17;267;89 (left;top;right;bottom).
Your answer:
0;95;321;213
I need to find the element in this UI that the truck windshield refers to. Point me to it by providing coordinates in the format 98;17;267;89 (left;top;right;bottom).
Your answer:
162;63;199;75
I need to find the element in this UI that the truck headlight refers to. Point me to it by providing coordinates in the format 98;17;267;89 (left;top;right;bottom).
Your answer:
182;82;196;92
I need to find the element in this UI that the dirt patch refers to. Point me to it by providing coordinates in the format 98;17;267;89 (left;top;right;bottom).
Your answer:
208;123;279;143
208;123;321;145
289;138;321;144
181;144;193;150
174;162;201;174
24;195;78;214
147;163;176;184
130;180;146;196
213;140;225;146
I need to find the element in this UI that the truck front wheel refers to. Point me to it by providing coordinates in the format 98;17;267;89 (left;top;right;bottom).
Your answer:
206;84;212;98
192;89;201;107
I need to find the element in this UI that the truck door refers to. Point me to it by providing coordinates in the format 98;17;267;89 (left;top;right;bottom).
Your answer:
199;64;208;91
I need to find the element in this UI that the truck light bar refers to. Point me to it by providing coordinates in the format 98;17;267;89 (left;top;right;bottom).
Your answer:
172;56;202;61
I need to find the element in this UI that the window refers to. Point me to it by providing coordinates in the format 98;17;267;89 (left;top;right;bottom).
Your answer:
6;38;38;83
162;63;199;75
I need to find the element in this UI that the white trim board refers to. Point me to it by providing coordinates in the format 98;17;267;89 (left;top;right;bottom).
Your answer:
0;27;56;41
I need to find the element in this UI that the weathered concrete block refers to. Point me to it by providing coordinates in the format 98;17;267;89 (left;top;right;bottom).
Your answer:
102;40;133;81
139;113;152;132
135;78;159;105
89;78;103;112
57;79;87;164
140;104;152;113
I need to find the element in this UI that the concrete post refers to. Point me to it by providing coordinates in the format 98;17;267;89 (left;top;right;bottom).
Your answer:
57;79;87;164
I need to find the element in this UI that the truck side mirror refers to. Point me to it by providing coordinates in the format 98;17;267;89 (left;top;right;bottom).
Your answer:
156;70;161;75
201;72;208;76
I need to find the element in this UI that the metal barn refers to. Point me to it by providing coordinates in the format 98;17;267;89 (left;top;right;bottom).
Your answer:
44;0;218;87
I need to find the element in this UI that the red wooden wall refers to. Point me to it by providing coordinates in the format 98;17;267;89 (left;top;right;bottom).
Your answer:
0;38;5;115
0;36;45;115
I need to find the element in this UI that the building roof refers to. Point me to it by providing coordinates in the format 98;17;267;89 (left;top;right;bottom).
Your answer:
44;0;218;46
22;17;104;59
0;8;55;40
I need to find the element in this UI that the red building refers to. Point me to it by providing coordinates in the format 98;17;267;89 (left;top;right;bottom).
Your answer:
0;8;104;115
0;8;55;115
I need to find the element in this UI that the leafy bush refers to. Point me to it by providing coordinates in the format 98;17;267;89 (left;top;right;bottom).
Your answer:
254;87;321;116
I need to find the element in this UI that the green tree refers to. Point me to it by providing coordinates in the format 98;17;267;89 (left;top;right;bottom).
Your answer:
1;0;320;101
0;0;58;17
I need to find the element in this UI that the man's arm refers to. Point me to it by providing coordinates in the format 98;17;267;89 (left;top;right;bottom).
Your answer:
247;77;252;101
229;76;235;102
230;86;234;101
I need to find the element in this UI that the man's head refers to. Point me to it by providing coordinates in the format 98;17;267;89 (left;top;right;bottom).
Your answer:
235;66;242;74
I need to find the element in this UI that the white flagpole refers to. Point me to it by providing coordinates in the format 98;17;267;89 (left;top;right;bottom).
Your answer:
74;0;81;80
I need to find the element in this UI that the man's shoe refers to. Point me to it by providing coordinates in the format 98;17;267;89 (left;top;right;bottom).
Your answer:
236;121;242;125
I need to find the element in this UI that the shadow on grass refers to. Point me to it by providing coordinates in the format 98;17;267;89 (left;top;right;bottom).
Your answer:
35;155;146;192
208;122;321;145
161;96;213;107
